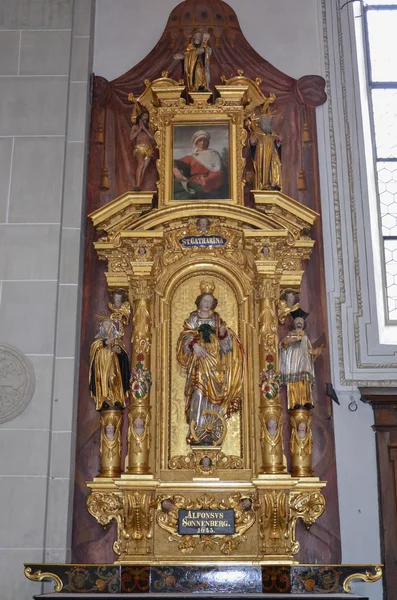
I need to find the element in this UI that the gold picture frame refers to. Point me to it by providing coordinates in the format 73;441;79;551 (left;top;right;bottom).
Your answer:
151;87;247;207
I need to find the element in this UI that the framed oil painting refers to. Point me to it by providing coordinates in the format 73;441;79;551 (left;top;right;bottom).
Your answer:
173;124;230;201
155;99;244;206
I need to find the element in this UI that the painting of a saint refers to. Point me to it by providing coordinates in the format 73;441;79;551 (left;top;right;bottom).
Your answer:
173;125;229;200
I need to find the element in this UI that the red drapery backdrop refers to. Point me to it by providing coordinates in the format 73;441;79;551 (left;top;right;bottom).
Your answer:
72;0;341;563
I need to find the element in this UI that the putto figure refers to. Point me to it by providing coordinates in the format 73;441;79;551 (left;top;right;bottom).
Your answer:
176;281;244;445
173;130;227;200
278;289;300;325
130;110;155;190
174;30;212;92
279;309;322;410
89;317;130;411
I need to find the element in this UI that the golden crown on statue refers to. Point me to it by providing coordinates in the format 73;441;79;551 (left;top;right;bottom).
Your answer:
200;280;215;294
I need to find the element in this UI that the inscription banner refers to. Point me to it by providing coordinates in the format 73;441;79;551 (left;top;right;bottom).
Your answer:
178;509;235;535
179;235;227;248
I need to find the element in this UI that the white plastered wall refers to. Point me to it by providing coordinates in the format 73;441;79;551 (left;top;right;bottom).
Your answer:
0;1;95;599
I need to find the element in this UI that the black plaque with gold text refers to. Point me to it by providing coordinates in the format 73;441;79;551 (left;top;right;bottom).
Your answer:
178;509;235;535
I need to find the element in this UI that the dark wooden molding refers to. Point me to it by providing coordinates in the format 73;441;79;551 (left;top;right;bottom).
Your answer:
359;386;397;600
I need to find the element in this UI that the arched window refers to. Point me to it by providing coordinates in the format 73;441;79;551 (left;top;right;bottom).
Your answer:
362;0;397;321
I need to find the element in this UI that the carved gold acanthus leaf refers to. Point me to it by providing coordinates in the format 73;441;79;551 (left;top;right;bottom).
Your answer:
86;491;123;526
290;490;326;527
24;567;63;592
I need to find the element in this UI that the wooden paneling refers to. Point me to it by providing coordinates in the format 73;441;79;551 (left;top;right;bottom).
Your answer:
360;387;397;600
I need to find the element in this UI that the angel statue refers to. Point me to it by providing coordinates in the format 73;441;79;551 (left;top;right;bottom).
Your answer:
89;316;130;411
174;30;212;92
176;281;244;445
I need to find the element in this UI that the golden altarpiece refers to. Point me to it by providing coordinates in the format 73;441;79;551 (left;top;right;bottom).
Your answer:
85;77;327;565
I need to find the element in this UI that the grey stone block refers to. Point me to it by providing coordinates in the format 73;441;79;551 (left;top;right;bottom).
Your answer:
0;30;20;75
0;224;60;280
0;0;73;30
0;77;68;136
0;281;57;354
20;30;71;76
8;136;65;223
0;137;13;222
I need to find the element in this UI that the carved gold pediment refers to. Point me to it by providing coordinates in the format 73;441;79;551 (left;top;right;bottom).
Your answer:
89;193;318;290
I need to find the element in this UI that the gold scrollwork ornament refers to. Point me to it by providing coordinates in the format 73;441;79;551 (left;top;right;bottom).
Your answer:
24;567;63;592
343;566;382;593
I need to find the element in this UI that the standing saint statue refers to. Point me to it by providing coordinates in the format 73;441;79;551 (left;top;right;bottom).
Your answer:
248;106;282;191
174;31;212;92
129;110;156;191
89;317;130;411
176;281;244;445
279;309;322;410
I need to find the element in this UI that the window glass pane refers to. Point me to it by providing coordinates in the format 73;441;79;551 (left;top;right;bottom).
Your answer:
367;10;397;80
384;239;397;320
366;1;397;5
377;161;397;236
372;89;397;158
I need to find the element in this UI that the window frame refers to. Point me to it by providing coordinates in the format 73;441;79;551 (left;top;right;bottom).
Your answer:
362;1;397;324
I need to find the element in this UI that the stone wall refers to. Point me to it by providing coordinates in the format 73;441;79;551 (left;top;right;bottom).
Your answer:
0;1;94;598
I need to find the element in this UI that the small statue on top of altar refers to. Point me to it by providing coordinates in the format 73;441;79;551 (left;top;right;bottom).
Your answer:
174;30;212;92
279;309;322;410
89;317;130;411
247;103;282;191
176;281;244;445
108;289;131;336
130;109;156;191
278;289;300;325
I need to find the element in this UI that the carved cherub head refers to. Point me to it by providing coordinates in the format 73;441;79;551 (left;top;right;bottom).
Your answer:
297;421;308;439
196;216;211;232
112;290;127;308
199;456;212;471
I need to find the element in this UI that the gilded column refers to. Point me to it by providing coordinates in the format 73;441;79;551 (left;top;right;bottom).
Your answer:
126;278;153;474
99;409;123;477
289;408;313;477
257;278;286;473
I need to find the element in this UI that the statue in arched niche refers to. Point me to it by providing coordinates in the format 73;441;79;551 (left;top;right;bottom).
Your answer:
176;280;244;445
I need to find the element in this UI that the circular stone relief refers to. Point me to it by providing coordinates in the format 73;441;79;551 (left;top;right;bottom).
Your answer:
0;344;35;424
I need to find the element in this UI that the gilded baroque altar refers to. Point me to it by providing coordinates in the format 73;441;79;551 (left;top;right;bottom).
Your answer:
84;77;326;565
